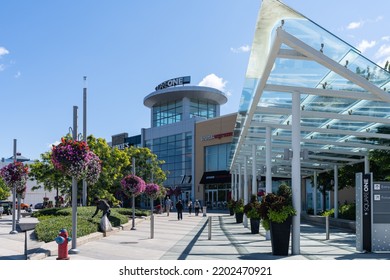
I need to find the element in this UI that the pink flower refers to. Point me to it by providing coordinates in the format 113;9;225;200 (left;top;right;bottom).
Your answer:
144;183;160;199
51;138;101;184
120;175;145;197
0;162;29;193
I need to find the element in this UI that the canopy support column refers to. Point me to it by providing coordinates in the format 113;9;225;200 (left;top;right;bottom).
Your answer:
291;92;301;255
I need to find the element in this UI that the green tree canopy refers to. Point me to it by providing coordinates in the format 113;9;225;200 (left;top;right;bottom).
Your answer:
28;134;167;206
0;178;11;200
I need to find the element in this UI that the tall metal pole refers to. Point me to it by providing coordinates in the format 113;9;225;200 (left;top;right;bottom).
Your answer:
10;139;18;234
82;76;88;206
150;162;154;239
69;106;80;254
131;157;136;230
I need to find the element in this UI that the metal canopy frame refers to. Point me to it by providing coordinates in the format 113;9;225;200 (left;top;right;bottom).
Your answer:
229;0;390;178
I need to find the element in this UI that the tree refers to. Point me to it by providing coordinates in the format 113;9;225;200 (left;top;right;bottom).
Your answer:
86;135;130;204
0;178;11;200
28;134;167;207
29;151;72;205
315;170;334;213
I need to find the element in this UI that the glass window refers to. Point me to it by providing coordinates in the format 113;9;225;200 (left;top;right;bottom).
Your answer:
205;143;229;171
189;99;217;119
152;100;182;127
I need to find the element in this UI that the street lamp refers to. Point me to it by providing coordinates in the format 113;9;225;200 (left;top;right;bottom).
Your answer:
69;106;80;254
9;139;18;234
131;157;136;230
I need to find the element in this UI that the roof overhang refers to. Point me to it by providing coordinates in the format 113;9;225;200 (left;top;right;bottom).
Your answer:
229;0;390;178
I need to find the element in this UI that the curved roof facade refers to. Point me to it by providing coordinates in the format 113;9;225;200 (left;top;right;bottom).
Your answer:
229;0;390;177
144;86;227;108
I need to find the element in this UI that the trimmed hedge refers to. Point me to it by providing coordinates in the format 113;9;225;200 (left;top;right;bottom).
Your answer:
33;206;150;243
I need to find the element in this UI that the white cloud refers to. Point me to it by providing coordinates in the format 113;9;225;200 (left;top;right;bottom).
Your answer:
375;44;390;59
382;36;390;42
0;46;9;56
0;64;5;71
357;40;376;53
347;21;363;30
48;141;61;149
198;73;231;95
376;56;390;68
230;45;250;53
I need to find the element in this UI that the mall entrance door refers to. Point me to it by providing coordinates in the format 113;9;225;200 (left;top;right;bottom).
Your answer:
205;189;218;209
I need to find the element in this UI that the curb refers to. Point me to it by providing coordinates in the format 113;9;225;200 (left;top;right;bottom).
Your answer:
28;217;146;260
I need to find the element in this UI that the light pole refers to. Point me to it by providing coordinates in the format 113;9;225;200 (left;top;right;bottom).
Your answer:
69;106;80;254
10;139;18;234
131;157;136;230
82;76;88;206
149;159;154;239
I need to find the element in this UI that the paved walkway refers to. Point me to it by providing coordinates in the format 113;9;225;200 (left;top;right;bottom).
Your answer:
1;211;390;260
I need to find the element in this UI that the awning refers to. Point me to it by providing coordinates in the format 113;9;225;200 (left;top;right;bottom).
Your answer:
200;171;231;184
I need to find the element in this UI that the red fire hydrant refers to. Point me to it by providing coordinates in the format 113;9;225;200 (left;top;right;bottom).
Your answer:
54;228;72;260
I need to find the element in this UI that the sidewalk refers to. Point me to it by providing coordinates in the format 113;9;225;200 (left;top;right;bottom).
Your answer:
1;211;390;260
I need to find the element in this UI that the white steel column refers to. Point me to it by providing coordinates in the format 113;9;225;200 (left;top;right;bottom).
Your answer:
231;172;235;201
243;156;249;228
234;169;238;200
238;164;242;200
334;165;339;219
291;92;301;255
266;126;272;194
364;155;370;174
252;145;257;196
265;126;272;240
313;171;317;216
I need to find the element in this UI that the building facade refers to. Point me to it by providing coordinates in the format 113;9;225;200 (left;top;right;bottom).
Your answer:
195;113;236;209
112;76;231;206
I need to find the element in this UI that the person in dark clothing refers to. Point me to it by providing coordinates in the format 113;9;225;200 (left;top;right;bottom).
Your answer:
92;197;111;218
176;200;184;220
194;199;201;216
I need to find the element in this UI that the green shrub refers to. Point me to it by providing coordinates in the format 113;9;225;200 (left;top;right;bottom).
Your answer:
339;203;356;220
34;206;130;242
35;215;97;243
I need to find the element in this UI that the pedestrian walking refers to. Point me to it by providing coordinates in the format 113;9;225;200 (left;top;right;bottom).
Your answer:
188;200;193;215
176;200;183;220
165;196;172;216
194;199;201;216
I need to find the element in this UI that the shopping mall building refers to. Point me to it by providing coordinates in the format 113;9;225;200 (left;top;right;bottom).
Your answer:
111;76;236;208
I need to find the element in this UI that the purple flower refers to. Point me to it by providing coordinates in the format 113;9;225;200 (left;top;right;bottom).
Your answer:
144;183;160;199
120;174;145;197
51;138;101;183
0;162;29;193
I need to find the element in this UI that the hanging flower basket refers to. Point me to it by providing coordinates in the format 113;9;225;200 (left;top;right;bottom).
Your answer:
144;183;160;200
84;151;102;185
51;138;90;178
0;162;29;192
120;174;145;197
51;138;101;183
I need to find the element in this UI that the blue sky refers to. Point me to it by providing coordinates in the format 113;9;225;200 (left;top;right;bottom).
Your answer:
1;0;389;161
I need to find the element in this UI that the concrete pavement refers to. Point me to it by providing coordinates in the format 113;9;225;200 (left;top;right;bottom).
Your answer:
1;210;390;260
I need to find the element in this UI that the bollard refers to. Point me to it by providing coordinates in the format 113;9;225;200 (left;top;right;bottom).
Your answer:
325;216;330;240
202;206;207;217
55;228;72;260
208;216;212;240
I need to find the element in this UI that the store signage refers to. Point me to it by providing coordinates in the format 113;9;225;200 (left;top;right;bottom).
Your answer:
362;173;372;252
155;76;191;91
201;132;233;141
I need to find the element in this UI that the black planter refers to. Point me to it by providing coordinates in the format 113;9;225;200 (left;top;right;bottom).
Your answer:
270;216;292;256
235;212;243;223
250;218;260;234
229;208;234;216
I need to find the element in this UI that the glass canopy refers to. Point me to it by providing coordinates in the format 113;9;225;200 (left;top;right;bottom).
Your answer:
229;0;390;178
